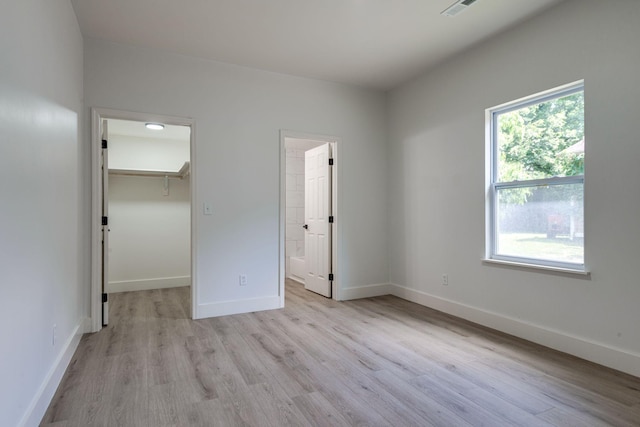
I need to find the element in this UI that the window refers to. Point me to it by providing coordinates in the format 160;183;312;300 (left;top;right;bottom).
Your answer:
487;82;585;271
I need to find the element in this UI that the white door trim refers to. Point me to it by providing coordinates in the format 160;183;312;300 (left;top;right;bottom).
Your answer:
279;130;340;305
90;108;196;332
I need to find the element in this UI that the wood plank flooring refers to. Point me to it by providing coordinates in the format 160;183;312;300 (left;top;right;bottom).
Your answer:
41;280;640;426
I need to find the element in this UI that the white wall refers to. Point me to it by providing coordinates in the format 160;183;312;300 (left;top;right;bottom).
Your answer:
84;38;389;316
108;175;191;292
0;1;86;426
107;132;191;292
109;133;189;172
388;0;640;376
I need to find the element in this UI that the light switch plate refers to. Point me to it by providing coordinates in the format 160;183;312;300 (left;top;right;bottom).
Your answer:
203;202;213;215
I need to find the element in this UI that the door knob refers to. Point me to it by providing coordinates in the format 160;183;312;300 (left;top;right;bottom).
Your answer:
303;224;308;229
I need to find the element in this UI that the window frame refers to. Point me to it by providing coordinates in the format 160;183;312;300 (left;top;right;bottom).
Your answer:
487;81;586;272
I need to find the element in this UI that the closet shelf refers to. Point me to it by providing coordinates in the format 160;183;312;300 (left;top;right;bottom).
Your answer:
109;161;190;179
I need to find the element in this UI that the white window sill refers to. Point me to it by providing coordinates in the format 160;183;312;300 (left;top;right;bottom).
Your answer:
482;258;591;277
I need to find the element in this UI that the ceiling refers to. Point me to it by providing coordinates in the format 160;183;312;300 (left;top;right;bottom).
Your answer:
107;119;190;172
108;119;191;141
71;0;565;90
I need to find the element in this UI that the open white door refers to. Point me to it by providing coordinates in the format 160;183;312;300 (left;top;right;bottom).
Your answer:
304;143;332;297
101;119;109;325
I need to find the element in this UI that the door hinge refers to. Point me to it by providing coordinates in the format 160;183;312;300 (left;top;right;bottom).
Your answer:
102;216;108;226
102;293;108;303
102;139;108;149
329;273;334;281
329;158;334;166
329;216;334;223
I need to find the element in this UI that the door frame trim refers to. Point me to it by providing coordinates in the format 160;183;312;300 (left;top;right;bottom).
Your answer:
279;130;340;304
90;108;196;332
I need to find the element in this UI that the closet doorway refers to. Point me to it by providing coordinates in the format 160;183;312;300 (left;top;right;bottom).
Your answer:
91;109;195;332
106;118;191;292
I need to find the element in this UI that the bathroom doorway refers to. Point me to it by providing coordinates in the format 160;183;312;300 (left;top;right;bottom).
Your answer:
280;131;339;302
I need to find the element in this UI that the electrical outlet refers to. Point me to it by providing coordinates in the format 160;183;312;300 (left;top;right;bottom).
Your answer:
239;274;248;286
442;274;449;286
52;324;57;347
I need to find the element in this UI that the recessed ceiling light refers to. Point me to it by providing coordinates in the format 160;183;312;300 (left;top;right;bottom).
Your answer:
441;0;478;17
145;122;165;130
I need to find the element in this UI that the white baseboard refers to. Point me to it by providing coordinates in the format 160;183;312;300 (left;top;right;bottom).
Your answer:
287;274;305;285
107;276;190;293
389;283;640;378
195;295;282;319
81;316;92;334
339;283;392;301
20;319;86;427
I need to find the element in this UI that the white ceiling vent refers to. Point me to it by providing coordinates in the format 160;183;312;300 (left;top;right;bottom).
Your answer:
441;0;478;17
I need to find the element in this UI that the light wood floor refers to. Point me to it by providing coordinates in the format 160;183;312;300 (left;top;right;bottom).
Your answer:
42;280;640;426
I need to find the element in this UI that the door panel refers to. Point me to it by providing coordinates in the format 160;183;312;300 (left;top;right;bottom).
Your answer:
101;119;109;326
304;143;331;297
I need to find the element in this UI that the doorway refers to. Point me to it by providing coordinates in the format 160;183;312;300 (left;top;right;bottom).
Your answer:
280;131;339;303
106;118;190;296
91;108;196;332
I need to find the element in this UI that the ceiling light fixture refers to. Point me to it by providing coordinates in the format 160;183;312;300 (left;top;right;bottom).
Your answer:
145;122;165;130
441;0;478;17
